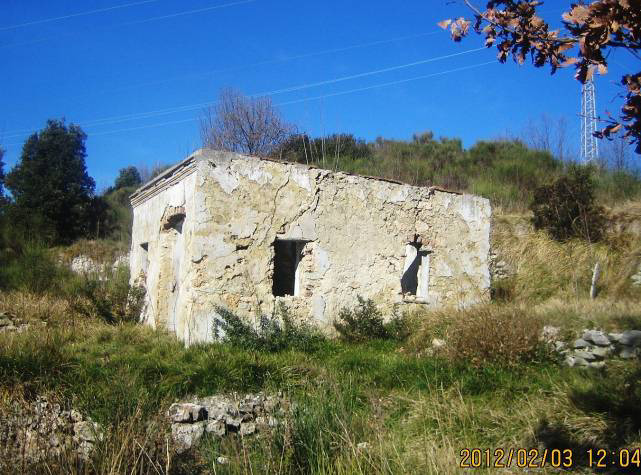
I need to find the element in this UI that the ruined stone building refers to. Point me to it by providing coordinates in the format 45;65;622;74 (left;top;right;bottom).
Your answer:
129;149;491;344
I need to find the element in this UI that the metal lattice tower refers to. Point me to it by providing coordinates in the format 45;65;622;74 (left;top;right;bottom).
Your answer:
581;79;599;163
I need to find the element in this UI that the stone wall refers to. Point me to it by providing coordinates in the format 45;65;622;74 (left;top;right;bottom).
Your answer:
130;150;492;344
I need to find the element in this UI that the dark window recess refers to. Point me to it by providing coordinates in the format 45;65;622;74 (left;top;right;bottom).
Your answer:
163;213;185;233
272;240;304;297
401;244;428;295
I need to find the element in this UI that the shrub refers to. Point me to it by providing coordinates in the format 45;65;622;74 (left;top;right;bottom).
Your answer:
530;165;606;242
0;241;72;294
213;304;326;352
446;306;548;367
333;297;410;342
67;265;145;324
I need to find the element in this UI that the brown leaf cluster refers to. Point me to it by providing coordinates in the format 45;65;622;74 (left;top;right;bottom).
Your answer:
440;0;641;152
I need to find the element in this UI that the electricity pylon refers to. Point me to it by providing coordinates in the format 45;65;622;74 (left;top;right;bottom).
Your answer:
581;79;599;163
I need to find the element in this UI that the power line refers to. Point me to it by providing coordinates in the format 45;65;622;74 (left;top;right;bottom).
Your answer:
109;30;443;93
0;0;162;31
2;60;495;144
0;0;258;49
251;47;486;97
2;46;487;138
276;61;496;107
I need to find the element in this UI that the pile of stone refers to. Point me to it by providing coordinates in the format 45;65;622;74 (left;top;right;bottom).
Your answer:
0;311;35;334
69;254;130;277
546;327;641;368
632;264;641;286
490;252;511;281
169;393;289;454
0;396;102;466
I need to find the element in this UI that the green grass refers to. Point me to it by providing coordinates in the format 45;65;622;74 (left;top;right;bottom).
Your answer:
0;313;619;474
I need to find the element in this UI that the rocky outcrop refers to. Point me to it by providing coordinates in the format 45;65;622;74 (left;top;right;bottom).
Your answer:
543;326;641;368
0;311;43;334
632;264;641;287
70;254;130;276
0;396;102;466
168;393;289;454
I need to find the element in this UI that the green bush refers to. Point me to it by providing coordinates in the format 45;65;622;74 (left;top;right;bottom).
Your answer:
531;165;607;242
213;304;326;352
333;297;410;342
0;241;72;294
67;265;145;324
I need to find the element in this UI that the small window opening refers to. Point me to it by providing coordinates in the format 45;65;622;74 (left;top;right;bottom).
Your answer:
272;239;306;297
140;242;149;274
162;213;185;233
401;243;430;299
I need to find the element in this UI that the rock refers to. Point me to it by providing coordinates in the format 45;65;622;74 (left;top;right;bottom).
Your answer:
620;330;641;347
70;255;100;275
73;421;101;443
225;416;243;432
431;338;446;349
357;442;370;450
609;332;624;343
239;422;256;436
112;254;130;271
0;317;11;327
216;456;229;465
589;361;606;369
573;339;591;349
554;341;567;351
205;420;226;437
171;423;204;454
582;330;611;347
541;326;561;342
565;355;589;367
620;347;639;359
168;403;207;423
574;350;597;361
590;346;613;359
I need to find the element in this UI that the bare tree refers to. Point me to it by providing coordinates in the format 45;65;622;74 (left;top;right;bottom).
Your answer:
200;88;295;157
523;114;574;161
602;134;632;171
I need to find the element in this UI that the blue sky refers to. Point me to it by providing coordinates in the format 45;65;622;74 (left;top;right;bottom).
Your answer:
1;0;638;190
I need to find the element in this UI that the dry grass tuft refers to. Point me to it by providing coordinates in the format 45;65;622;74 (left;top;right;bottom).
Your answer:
0;291;73;325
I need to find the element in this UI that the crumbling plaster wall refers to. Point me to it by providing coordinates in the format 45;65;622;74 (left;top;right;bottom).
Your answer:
130;164;198;341
181;150;491;343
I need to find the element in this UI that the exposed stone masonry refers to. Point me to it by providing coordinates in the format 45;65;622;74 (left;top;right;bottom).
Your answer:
168;393;289;454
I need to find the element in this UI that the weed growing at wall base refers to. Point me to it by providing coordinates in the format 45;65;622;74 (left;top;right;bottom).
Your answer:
213;303;327;353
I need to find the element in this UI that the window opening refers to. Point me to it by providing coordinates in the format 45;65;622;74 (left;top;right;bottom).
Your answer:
272;239;306;297
401;243;430;299
140;242;149;274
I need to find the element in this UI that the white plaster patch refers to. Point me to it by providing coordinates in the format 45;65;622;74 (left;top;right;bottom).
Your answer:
230;210;259;239
210;166;239;194
312;294;326;322
232;160;272;184
287;213;317;241
192;234;235;262
291;167;312;192
457;194;479;222
314;246;330;275
389;187;410;204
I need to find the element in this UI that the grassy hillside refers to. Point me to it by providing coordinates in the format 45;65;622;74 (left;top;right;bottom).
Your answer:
277;135;641;211
1;204;640;473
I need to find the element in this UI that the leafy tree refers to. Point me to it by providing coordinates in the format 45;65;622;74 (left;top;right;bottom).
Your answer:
114;166;142;190
200;88;295;157
440;1;641;151
5;119;96;244
530;165;606;242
